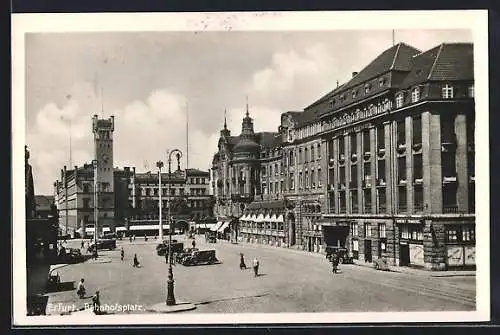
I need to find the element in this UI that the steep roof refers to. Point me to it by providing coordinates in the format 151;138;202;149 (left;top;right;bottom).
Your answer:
341;42;421;91
186;168;209;176
257;132;281;149
247;200;286;210
35;195;54;211
400;43;473;89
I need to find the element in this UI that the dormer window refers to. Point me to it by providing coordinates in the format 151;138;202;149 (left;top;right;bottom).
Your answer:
328;99;335;107
352;90;358;99
379;77;386;87
396;93;404;108
364;83;372;94
442;84;454;99
468;84;474;98
340;94;345;103
411;87;420;103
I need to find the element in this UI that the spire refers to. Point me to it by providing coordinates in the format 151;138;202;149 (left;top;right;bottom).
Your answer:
245;96;249;118
224;108;227;129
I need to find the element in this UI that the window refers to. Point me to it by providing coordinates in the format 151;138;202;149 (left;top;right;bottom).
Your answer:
364;223;371;238
398;157;406;183
352;222;359;237
275;181;279;194
339;191;346;213
289;172;295;190
414;184;424;212
289;150;295;166
351;190;358;213
83;198;90;209
350;133;357;155
363;129;370;154
396;93;404;108
350;164;357;188
398;185;407;212
317;168;322;187
352;90;358;99
442;84;454;99
397;120;406;146
377;188;386;213
379;77;386;87
377;125;385;150
304;148;308;163
412;116;422;146
462;226;475;242
379;223;386;238
364;83;371;94
317;143;321;159
311;170;316;188
298;149;302;164
275;163;279;176
364;188;371;212
311;145;315;161
299;172;303;190
468;84;474;98
338;136;345;158
411;87;420;103
377;160;386;184
305;171;309;189
83;183;90;193
447;228;458;242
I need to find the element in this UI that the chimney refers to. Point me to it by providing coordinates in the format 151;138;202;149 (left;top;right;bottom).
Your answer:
352;72;358;78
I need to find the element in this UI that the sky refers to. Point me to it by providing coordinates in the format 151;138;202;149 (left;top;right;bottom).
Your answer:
25;29;473;195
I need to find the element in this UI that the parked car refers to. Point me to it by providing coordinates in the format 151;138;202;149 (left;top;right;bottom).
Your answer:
102;232;118;239
176;247;199;263
58;248;85;264
325;246;354;264
88;239;117;253
156;240;184;256
181;249;218;266
205;231;217;243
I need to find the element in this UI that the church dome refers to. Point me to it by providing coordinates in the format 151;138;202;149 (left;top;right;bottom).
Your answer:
233;137;260;154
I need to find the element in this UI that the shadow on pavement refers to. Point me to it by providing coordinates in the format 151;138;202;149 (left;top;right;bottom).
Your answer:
196;293;270;306
45;281;75;293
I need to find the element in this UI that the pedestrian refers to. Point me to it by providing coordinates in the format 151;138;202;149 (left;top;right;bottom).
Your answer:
120;247;124;261
133;234;136;241
81;240;84;249
92;291;101;315
253;257;259;277
165;252;169;264
239;253;247;270
76;278;86;299
331;253;339;274
133;253;140;267
129;235;132;242
191;239;196;249
144;234;148;241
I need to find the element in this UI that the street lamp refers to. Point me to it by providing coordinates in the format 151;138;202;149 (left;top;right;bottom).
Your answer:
92;159;99;258
157;161;164;241
166;149;182;306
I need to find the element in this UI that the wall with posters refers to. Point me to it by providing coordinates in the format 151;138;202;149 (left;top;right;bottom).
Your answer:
409;243;424;266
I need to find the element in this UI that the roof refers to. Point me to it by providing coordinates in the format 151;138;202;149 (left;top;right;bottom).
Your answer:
341;42;420;91
226;136;239;146
35;195;54;210
257;132;281;149
399;43;473;89
186;168;209;176
233;137;260;153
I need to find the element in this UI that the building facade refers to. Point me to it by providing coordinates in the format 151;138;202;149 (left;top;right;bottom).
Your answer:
318;42;475;270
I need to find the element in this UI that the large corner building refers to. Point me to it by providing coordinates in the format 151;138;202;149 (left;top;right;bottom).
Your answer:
211;42;475;271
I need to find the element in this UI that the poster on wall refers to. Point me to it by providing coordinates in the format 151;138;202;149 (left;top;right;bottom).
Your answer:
464;246;476;265
409;243;424;266
447;246;465;266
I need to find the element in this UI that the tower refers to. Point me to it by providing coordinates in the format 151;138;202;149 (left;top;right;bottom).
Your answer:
92;114;115;233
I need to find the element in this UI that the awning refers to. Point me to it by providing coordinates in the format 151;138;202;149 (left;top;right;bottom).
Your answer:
195;223;217;229
263;214;271;222
218;221;230;232
211;221;224;231
269;214;277;222
116;227;127;232
85;227;95;233
250;214;257;221
255;214;264;223
103;227;110;233
239;214;246;221
129;224;170;231
276;214;284;223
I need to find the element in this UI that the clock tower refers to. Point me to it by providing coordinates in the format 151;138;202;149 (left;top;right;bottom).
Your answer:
92;114;115;234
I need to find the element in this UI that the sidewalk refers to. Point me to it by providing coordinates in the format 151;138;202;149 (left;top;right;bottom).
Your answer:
213;237;475;277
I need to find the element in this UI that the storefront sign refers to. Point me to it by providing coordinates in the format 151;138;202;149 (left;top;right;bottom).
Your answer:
323;98;392;131
447;246;465;266
396;219;423;224
409;243;424;266
464;246;476;265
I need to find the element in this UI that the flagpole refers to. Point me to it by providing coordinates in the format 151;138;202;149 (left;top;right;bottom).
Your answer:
186;100;189;171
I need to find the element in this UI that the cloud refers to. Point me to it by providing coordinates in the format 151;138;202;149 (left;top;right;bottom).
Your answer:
246;43;340;110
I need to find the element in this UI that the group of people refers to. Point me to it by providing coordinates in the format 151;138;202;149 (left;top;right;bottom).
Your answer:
239;253;260;277
76;278;101;315
120;247;141;267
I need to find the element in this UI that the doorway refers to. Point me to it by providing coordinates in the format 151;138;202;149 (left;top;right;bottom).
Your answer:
400;243;410;266
364;239;372;262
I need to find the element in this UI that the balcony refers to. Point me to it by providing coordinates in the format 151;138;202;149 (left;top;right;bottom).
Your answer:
351;153;358;162
443;205;459;214
414;202;424;212
328;157;335;167
397;143;406;154
377;179;386;187
413;178;423;185
363;151;371;160
398;179;407;186
338;154;346;164
412;143;422;152
443;176;457;184
377;148;386;158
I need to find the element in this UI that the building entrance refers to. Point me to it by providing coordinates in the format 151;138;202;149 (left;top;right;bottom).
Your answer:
400;243;410;266
364;239;372;262
323;226;349;247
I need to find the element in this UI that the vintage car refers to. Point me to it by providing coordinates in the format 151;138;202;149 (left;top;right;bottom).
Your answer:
205;231;217;243
181;249;218;266
156;240;184;256
175;247;199;263
325;246;354;264
88;239;117;253
373;257;390;271
58;248;85;264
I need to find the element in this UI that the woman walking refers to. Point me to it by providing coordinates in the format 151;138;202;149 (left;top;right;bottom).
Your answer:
239;253;247;270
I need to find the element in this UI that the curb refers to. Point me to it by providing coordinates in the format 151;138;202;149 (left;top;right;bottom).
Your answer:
147;301;197;313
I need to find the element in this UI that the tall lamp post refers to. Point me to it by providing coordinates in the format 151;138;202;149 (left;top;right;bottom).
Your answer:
166;149;182;306
157;161;164;241
92;159;99;258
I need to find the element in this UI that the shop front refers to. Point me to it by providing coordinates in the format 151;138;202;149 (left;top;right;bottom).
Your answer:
397;219;425;268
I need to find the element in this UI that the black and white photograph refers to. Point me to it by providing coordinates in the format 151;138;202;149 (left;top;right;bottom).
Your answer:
12;10;489;325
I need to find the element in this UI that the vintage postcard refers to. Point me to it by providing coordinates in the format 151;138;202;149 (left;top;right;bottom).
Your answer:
12;10;489;326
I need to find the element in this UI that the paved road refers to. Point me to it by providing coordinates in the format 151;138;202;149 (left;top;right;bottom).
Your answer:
46;235;475;314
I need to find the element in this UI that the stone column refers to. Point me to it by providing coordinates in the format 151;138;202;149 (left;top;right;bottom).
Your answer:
332;136;339;214
356;131;363;212
423;219;446;270
246;166;251;196
422;112;442;214
405;116;414;213
455;114;469;213
344;133;350;213
383;121;393;215
370;126;377;214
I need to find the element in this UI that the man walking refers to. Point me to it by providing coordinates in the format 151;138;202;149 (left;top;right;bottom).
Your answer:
120;247;124;261
76;278;86;299
253;257;259;277
92;291;101;315
133;253;140;267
